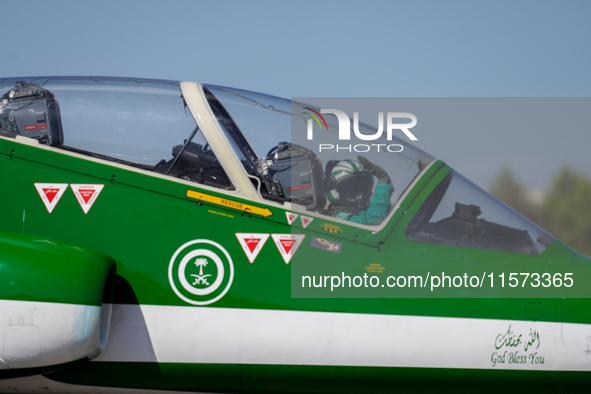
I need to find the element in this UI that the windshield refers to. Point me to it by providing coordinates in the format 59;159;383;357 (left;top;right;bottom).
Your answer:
406;171;555;254
205;85;435;226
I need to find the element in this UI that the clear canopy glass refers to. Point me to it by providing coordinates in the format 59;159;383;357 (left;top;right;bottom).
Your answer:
204;85;435;226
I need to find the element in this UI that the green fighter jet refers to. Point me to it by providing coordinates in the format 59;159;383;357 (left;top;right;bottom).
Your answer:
0;77;589;393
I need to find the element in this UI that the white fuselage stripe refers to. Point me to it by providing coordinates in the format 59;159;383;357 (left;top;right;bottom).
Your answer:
95;304;591;371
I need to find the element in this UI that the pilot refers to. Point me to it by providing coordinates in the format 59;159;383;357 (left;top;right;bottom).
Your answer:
325;156;393;225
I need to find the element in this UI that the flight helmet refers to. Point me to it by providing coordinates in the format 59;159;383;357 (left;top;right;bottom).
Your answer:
325;159;374;213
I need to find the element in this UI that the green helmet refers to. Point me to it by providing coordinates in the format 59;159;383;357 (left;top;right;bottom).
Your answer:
325;160;373;213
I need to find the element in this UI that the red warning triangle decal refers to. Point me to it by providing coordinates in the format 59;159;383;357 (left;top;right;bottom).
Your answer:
280;239;295;254
34;183;68;213
45;189;59;203
246;239;260;253
300;215;314;229
271;234;305;264
236;233;270;263
70;184;104;214
79;189;96;204
285;212;299;225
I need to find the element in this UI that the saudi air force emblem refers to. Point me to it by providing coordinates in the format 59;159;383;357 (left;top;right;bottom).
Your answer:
168;239;234;305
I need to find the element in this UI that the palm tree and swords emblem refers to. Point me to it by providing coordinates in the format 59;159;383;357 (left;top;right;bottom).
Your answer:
169;240;234;305
191;257;211;286
177;247;225;296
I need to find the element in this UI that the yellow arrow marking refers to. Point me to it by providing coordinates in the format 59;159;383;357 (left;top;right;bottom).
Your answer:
186;190;273;218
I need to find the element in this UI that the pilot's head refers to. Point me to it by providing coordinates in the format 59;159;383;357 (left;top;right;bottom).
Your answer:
325;159;374;214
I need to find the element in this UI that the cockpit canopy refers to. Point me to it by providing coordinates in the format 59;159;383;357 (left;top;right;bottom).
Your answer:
0;77;555;254
0;77;432;215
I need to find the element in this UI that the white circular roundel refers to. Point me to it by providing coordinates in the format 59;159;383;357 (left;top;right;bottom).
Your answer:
168;239;234;305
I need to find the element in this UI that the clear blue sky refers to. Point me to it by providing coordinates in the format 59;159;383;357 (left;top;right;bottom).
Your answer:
3;0;590;189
